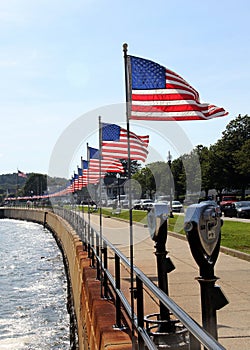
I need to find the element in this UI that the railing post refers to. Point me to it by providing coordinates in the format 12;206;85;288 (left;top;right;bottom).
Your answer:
90;227;95;268
101;243;108;299
136;276;144;350
189;333;201;350
77;212;80;233
96;235;100;280
43;211;48;228
87;222;91;258
114;254;122;328
79;217;83;242
84;222;87;250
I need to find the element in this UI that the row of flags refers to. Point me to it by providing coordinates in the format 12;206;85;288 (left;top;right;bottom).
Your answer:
7;48;227;201
60;123;150;196
7;122;150;200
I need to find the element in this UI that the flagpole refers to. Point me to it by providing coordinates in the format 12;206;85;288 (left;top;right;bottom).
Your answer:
81;156;85;222
87;143;91;248
16;168;18;206
123;42;135;347
98;116;103;231
77;169;80;213
98;116;104;292
73;172;76;194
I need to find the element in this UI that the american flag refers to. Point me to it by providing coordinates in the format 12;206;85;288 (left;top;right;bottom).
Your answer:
86;147;125;184
101;123;149;162
78;159;100;187
77;167;85;189
88;147;124;173
18;170;27;178
73;170;84;191
67;178;74;193
72;173;80;191
78;160;89;187
128;55;228;121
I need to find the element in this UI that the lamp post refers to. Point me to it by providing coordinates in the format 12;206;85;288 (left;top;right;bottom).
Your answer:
116;173;121;206
167;151;174;218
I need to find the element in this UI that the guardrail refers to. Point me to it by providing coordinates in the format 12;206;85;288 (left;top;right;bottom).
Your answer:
46;207;227;349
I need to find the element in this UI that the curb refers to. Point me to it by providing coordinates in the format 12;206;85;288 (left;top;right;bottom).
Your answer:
101;213;250;262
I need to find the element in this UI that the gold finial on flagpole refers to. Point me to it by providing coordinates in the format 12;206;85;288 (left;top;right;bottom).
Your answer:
123;43;128;53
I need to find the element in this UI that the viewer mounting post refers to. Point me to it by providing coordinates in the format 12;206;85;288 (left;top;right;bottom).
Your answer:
184;202;229;342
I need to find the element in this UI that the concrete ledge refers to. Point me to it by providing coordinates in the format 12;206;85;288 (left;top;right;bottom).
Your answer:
220;245;250;261
81;264;131;350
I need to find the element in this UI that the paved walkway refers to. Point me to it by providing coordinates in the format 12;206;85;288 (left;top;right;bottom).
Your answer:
87;213;250;350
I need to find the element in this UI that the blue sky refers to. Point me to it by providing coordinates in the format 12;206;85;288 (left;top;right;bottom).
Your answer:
1;0;249;177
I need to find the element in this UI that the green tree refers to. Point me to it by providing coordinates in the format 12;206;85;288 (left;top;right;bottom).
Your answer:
148;161;172;196
178;150;202;203
132;161;174;199
195;145;213;199
233;139;250;197
171;158;185;199
23;173;47;197
209;142;229;196
210;114;250;197
132;166;155;198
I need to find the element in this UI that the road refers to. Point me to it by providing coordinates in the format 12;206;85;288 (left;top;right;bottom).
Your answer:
222;215;250;223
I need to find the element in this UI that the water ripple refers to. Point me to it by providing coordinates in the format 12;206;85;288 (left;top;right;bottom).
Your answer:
0;219;70;349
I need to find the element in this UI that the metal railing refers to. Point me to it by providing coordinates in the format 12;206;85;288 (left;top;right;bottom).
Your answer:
53;207;226;350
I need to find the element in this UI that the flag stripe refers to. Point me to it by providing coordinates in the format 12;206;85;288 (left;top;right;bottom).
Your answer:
88;159;124;173
131;100;227;117
130;109;226;121
132;89;196;100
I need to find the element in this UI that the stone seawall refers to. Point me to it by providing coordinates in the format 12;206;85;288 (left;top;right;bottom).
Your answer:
2;208;131;350
0;208;5;218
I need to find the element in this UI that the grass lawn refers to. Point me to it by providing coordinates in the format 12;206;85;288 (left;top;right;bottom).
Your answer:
220;221;250;254
101;207;148;225
168;214;250;255
77;206;250;255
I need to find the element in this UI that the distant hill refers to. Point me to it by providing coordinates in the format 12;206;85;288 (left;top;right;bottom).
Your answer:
0;173;68;198
0;173;26;195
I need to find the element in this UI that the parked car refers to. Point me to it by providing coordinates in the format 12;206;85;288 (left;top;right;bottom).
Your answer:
107;198;116;207
119;195;129;208
220;195;238;213
155;198;183;213
140;199;154;210
171;200;183;213
224;201;250;218
132;199;141;210
155;196;169;203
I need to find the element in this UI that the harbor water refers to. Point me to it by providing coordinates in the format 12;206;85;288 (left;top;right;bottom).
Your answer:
0;218;70;349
